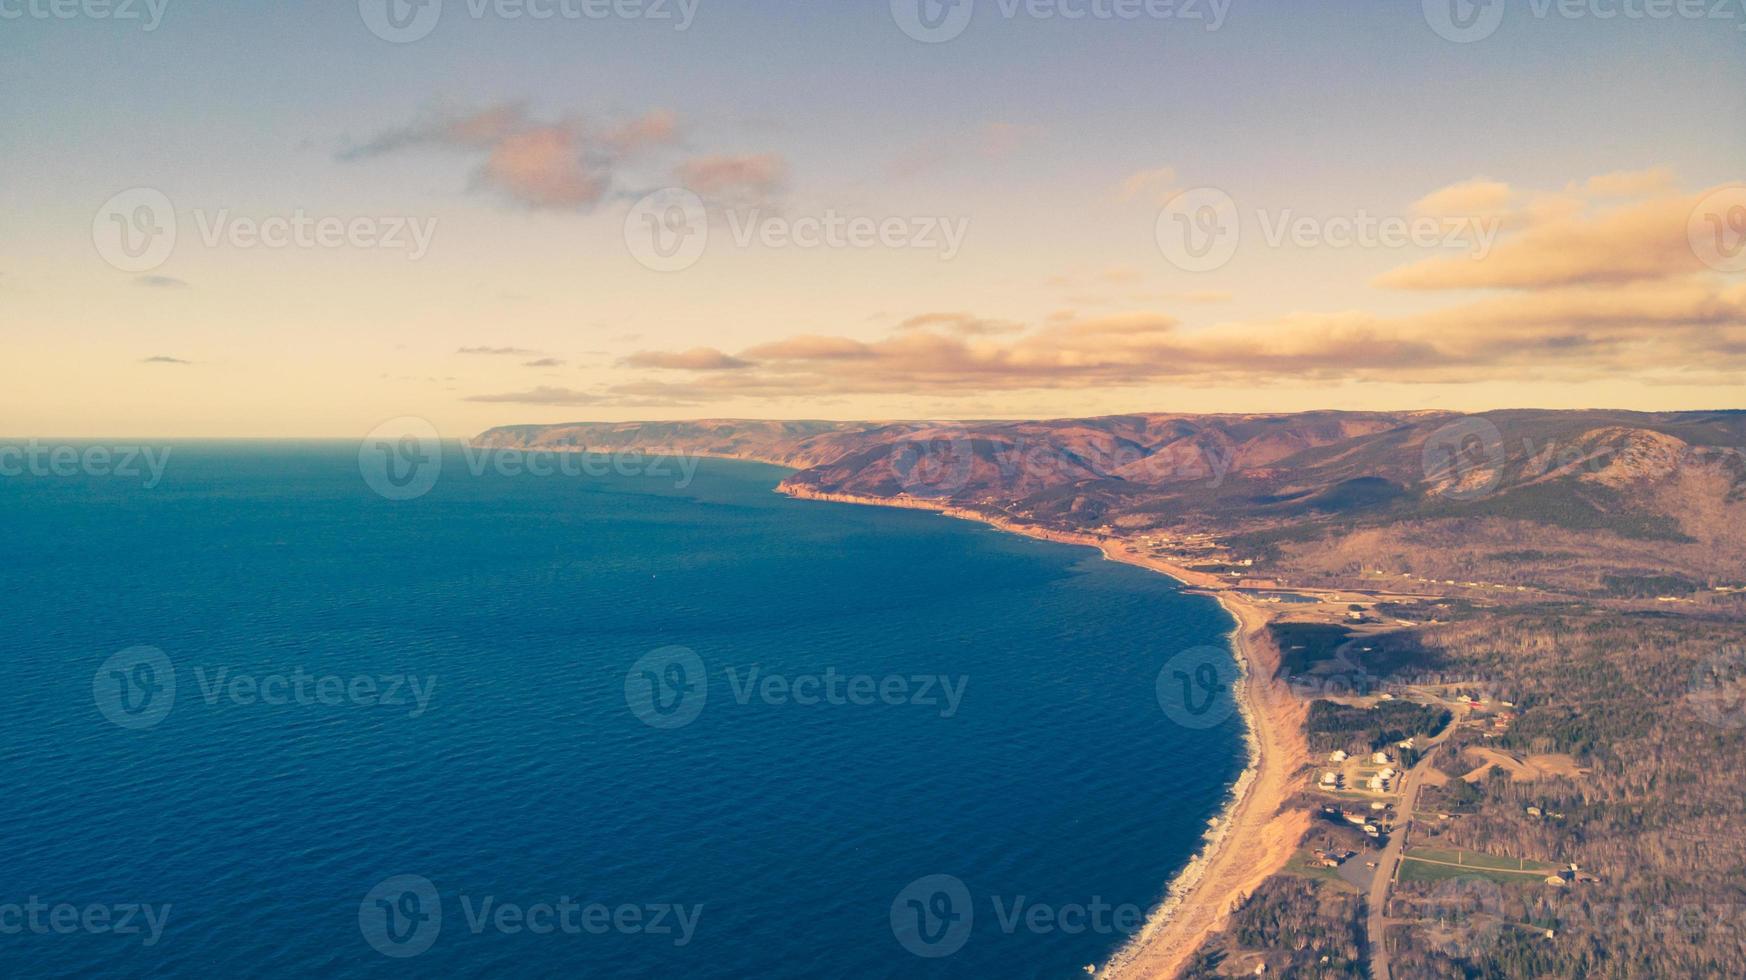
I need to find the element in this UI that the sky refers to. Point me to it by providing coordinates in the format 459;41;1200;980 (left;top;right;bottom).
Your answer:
2;0;1743;437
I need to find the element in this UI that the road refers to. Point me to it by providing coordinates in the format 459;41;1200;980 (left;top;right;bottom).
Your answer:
1365;699;1465;980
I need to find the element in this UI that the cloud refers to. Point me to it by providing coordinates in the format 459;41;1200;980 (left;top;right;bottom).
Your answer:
477;126;609;210
523;358;567;368
1573;167;1675;199
459;346;540;356
456;169;1745;407
1117;167;1179;206
464;386;603;406
339;103;533;160
604;109;680;154
342;104;692;212
135;275;189;288
608;277;1745;398
675;153;788;205
1411;178;1514;218
622;347;753;370
896;313;1025;336
743;335;875;360
141;355;191;365
1378;190;1714;291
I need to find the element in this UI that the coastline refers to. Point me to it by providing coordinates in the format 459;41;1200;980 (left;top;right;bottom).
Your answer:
463;445;1311;978
782;487;1310;980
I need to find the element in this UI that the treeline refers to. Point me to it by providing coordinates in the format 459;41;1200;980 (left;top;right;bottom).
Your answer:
1305;698;1451;754
1388;612;1746;976
1179;875;1365;979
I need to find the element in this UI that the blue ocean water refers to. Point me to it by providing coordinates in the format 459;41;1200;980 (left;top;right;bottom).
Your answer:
0;442;1246;978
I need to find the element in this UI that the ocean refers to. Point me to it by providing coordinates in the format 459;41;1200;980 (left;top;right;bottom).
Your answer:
0;441;1246;978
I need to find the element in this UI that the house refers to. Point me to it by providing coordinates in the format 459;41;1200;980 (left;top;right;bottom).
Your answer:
1329;750;1348;763
1321;772;1339;787
1397;737;1416;750
1372;752;1391;765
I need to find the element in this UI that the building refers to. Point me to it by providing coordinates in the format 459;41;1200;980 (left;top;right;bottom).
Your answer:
1329;750;1348;763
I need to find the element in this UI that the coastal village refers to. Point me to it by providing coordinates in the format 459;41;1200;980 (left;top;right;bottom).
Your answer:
1085;526;1619;979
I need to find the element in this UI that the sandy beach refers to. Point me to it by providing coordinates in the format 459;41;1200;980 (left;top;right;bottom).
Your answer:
782;489;1311;979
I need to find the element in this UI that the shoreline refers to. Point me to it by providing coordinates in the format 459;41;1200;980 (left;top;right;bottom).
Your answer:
462;445;1310;979
781;487;1309;980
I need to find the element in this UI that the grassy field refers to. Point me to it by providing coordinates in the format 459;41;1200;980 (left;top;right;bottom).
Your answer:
1405;848;1556;872
1398;848;1559;886
1280;849;1363;892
